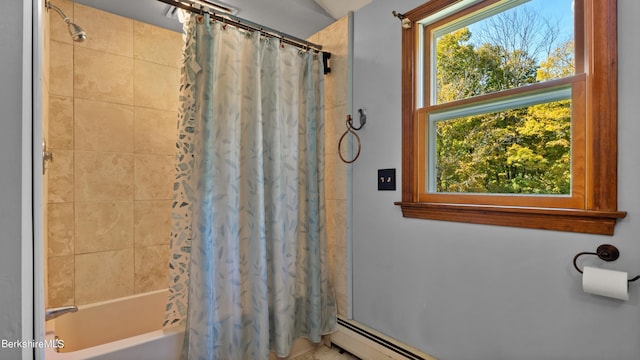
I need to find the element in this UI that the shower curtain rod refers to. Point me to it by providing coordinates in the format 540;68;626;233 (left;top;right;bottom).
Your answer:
156;0;324;52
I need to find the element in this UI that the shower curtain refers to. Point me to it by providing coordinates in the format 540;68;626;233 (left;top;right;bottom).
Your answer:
164;13;337;360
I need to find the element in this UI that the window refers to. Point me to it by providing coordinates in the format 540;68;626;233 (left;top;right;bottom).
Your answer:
397;0;626;234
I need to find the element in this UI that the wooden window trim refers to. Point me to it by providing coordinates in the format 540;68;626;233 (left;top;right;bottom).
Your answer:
416;77;586;209
396;0;627;235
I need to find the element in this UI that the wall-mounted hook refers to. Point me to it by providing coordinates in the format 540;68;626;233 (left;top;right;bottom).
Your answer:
347;108;366;130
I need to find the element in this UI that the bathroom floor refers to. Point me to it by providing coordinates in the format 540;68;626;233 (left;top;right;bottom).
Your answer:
292;345;360;360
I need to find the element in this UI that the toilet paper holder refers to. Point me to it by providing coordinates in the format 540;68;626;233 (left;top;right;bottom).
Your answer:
573;244;640;282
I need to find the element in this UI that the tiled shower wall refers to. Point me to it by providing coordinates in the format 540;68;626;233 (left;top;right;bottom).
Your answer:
46;0;182;307
308;17;350;317
46;1;349;313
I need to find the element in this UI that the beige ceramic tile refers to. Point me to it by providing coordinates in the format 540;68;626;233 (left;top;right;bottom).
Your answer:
325;199;337;249
75;201;134;254
325;105;347;155
44;251;49;308
48;255;75;307
50;41;74;97
317;16;348;58
134;107;178;155
325;155;347;201
328;199;347;246
48;149;74;203
74;3;133;57
74;46;134;105
324;58;347;109
48;203;74;257
134;154;174;200
48;0;74;45
134;200;172;247
75;151;134;201
326;199;347;251
43;9;51;91
307;32;320;46
49;96;74;150
134;21;183;67
134;245;170;293
134;60;180;112
333;240;348;269
74;98;134;152
75;249;134;305
43;90;50;149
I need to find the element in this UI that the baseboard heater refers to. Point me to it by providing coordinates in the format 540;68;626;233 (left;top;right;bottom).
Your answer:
329;318;437;360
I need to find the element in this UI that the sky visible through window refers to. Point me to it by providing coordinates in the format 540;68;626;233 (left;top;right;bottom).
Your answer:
531;0;574;36
466;0;574;61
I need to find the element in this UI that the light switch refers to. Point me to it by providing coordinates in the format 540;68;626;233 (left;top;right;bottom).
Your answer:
378;168;396;191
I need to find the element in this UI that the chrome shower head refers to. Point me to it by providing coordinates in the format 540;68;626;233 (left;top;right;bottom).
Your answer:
46;1;87;42
67;22;87;42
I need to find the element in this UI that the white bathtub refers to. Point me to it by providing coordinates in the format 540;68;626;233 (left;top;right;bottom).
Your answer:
44;288;320;359
45;289;184;360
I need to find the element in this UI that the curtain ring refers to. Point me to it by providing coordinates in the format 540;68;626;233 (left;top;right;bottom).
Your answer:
338;115;361;164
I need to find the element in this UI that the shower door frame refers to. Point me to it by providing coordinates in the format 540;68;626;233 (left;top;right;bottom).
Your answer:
28;0;47;359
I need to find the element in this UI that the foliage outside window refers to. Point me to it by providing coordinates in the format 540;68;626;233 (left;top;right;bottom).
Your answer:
397;0;626;234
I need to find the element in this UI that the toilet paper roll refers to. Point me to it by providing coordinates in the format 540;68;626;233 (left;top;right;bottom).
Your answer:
582;266;629;301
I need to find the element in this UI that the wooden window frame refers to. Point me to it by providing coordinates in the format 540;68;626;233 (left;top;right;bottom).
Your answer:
396;0;626;235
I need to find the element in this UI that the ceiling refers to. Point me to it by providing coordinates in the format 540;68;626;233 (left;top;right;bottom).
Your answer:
73;0;371;38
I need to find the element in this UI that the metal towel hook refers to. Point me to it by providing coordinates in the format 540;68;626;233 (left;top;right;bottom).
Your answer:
349;108;366;130
573;244;640;282
338;110;366;164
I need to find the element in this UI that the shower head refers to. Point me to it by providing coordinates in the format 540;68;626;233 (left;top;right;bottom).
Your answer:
67;22;87;42
46;1;87;42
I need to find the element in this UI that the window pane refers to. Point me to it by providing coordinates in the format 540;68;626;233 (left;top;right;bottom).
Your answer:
431;99;571;195
433;0;575;104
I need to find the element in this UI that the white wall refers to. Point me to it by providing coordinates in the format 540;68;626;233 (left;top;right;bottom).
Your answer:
351;1;640;359
0;0;26;359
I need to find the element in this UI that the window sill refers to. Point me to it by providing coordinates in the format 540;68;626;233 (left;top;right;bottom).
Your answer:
394;202;627;235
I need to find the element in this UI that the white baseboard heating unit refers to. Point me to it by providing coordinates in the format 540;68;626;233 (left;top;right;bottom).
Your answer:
329;318;437;360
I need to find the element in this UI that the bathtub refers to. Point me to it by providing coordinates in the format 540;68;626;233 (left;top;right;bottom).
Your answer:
44;288;320;359
45;289;184;360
